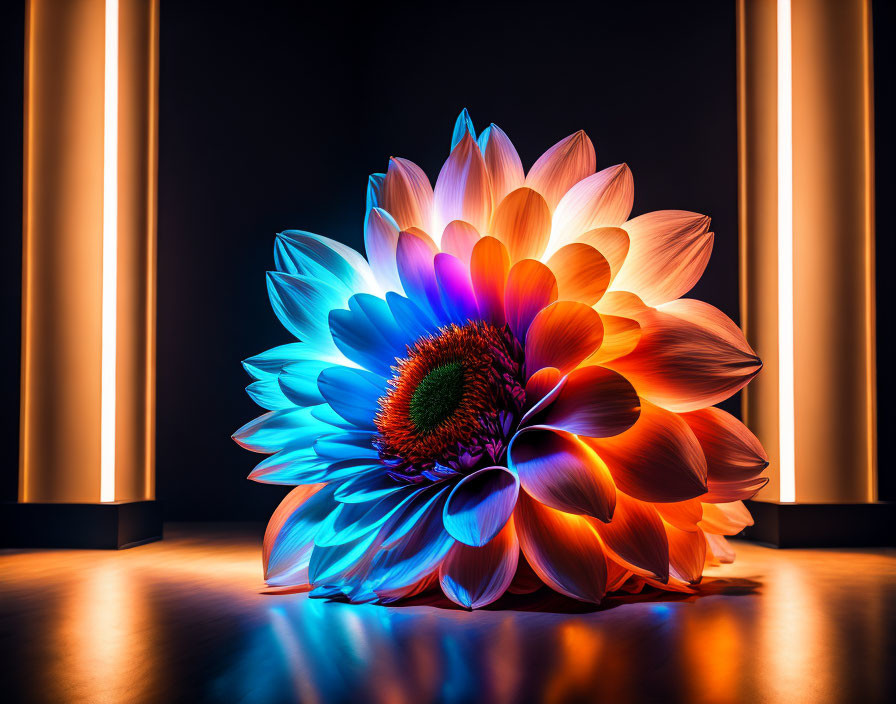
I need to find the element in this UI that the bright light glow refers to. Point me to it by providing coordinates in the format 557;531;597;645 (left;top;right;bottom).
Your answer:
101;0;119;503
777;0;796;503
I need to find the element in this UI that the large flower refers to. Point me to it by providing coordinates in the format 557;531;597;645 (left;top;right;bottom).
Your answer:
234;109;767;608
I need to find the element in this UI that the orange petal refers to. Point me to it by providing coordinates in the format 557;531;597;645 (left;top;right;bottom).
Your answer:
577;227;630;283
489;187;552;262
440;220;481;266
665;523;707;584
548;164;634;254
433;133;493;239
654;498;703;532
524;301;604;377
510;428;616;521
610;210;713;305
680;407;769;502
594;290;652;318
524;367;561;413
584;314;641;365
545;243;611;305
604;301;761;412
705;533;735;563
504;259;558;341
382;157;434;232
590;490;669;582
470;236;510;326
479;123;525;204
586;400;708;503
525;130;596;209
699;501;754;536
514;491;608;603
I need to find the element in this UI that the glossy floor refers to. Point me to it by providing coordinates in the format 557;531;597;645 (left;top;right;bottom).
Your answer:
1;524;893;704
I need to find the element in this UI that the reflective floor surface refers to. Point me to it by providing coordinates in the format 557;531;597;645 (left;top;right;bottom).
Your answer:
1;523;894;703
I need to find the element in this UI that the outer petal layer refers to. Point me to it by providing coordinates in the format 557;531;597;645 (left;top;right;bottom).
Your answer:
439;519;519;609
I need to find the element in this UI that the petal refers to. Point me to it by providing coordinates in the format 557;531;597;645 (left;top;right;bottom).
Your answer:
440;220;481;266
545;243;611;305
680;407;769;502
315;488;423;547
234;406;332;454
264;484;334;585
610;210;713;306
699;501;754;535
433;133;493;239
586;400;708;503
523;365;640;438
478;123;525;204
450;107;476;150
504;259;558;342
277;360;328;406
243;342;311;380
523;367;561;413
654;498;703;532
604;301;762;412
705;533;735;563
328;308;396;378
382;157;434;232
489;187;552;262
439;518;519;609
333;469;406;503
525;130;596;209
366;173;385;216
317;366;385;429
266;272;342;354
364;207;404;294
470;236;511;326
584;315;641;365
443;466;519;547
309;529;380;585
246;378;292;411
434;253;479;325
274;230;376;297
386;291;438;342
509;427;615;521
514;491;608;603
524;300;604;378
547;164;634;256
577;227;630;283
590;491;669;582
666;523;707;584
395;229;447;323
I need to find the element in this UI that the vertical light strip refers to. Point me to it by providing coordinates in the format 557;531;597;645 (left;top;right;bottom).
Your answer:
777;0;796;503
101;0;119;502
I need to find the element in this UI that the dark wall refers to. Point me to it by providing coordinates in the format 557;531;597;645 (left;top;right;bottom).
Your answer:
3;1;887;517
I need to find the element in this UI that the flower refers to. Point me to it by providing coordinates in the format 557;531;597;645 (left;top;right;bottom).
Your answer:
234;109;768;608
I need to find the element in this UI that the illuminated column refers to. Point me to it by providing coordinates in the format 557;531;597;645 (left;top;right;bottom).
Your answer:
738;0;890;545
2;0;160;548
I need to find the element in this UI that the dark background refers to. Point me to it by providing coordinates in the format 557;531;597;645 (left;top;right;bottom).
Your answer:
1;0;892;518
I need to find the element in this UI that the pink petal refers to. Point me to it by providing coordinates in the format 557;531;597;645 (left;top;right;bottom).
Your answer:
699;501;754;536
525;130;596;209
590;490;669;582
480;123;525;204
433;133;493;240
382;157;434;232
489;187;553;262
545;243;612;305
504;259;558;342
364;207;403;294
396;230;444;321
586;400;708;503
440;220;481;266
514;491;608;603
434;253;479;324
610;210;713;306
439;519;518;609
510;427;616;521
470;236;511;326
524;300;604;378
705;533;735;564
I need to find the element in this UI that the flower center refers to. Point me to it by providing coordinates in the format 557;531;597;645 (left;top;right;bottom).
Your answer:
375;322;525;481
409;361;465;433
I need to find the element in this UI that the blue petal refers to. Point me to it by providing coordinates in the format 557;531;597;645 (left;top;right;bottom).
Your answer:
242;343;308;380
277;360;328;406
274;231;376;298
246;378;293;411
266;485;337;584
317;366;385;429
385;291;439;342
333;470;406;504
266;272;343;354
314;488;422;547
328;296;407;377
366;172;386;217
309;403;360;430
451;108;476;150
233;406;333;454
443;466;519;546
349;294;412;356
313;431;379;460
378;484;450;548
476;124;493;153
248;446;325;484
309;530;380;585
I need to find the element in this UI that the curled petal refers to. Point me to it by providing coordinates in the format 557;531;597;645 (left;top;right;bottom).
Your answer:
525;301;604;378
364;208;404;294
610;210;713;306
434;253;479;324
590;491;669;582
504;259;558;342
665;522;707;584
478;123;525;204
525;130;596;209
470;236;511;326
548;164;634;256
523;366;561;413
433;133;493;239
439;519;519;609
577;227;630;283
699;501;754;536
605;300;761;412
443;466;519;547
509;427;615;521
382;157;434;232
514;491;608;603
489;187;552;262
585;315;641;365
440;220;481;266
586;400;708;503
545;243;611;305
524;366;640;438
680;407;769;502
